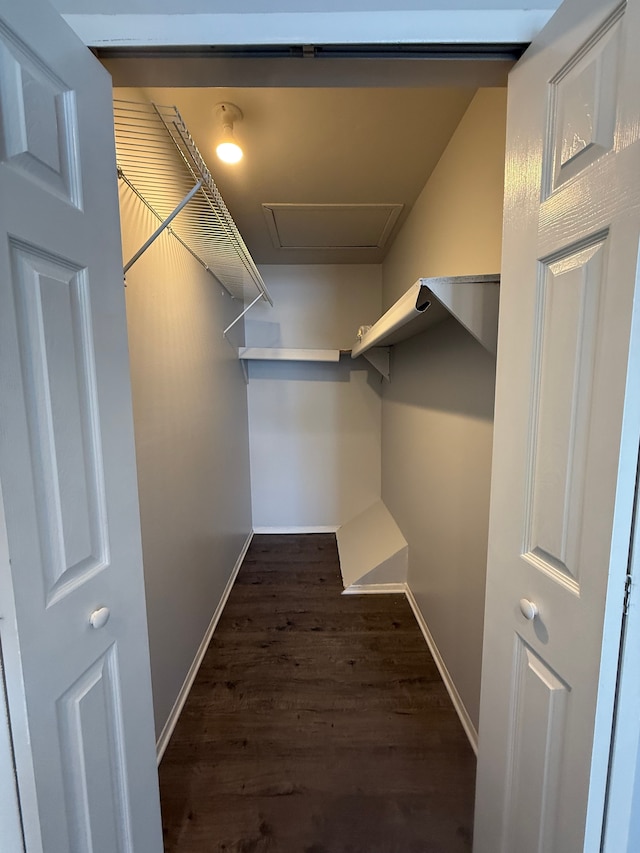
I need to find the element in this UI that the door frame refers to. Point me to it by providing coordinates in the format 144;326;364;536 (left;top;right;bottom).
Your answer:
0;482;42;852
61;7;555;50
601;454;640;852
600;282;640;851
0;479;26;852
2;4;638;850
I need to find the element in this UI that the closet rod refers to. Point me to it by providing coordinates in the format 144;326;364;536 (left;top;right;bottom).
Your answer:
123;177;202;274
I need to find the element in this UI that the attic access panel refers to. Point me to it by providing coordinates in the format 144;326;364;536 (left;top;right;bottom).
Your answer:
262;203;403;250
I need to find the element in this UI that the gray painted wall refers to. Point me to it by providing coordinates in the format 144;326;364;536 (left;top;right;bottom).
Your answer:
246;265;382;530
381;89;507;729
119;181;253;738
382;321;495;727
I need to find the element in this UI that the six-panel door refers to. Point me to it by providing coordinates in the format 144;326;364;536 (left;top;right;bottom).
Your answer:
475;0;640;850
0;0;163;850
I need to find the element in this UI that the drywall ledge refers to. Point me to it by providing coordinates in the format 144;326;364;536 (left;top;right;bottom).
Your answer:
337;501;408;590
238;347;341;362
351;274;500;361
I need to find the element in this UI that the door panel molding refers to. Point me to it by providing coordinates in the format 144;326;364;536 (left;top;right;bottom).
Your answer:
9;239;109;607
503;638;569;853
522;235;607;594
57;645;133;853
0;21;82;208
543;3;624;197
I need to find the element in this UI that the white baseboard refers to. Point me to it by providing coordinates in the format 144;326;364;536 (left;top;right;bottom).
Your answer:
340;579;478;755
252;525;339;534
404;585;478;756
155;530;253;764
155;533;478;762
342;582;408;595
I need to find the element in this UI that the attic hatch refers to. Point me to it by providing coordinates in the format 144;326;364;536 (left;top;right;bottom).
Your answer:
351;274;501;379
262;203;403;250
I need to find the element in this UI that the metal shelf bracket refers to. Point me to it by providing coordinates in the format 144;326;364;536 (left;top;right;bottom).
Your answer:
362;347;391;380
223;293;264;338
122;176;202;274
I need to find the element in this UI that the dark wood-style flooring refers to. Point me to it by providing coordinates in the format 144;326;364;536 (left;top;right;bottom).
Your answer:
159;534;476;852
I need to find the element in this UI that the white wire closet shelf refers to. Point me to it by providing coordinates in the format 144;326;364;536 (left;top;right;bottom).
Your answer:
113;99;272;307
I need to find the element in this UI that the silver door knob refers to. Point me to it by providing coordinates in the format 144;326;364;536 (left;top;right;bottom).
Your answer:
89;606;110;629
519;598;539;621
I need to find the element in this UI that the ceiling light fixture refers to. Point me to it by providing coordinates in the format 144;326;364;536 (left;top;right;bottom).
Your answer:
215;102;243;164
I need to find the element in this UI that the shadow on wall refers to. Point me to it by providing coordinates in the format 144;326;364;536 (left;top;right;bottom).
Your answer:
384;317;496;422
247;357;386;396
247;358;352;383
381;315;496;730
249;355;385;394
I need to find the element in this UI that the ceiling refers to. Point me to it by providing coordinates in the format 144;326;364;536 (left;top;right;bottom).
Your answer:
115;85;475;264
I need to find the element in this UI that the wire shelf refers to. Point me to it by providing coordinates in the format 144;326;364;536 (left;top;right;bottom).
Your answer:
113;99;272;305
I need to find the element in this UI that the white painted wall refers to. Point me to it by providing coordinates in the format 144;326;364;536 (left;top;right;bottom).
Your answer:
381;88;507;730
246;265;382;530
119;180;253;739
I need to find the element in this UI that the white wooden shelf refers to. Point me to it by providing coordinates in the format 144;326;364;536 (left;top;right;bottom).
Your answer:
351;275;500;373
238;347;341;362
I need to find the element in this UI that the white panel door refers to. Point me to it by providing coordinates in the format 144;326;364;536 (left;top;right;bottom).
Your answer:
0;0;163;851
475;0;640;851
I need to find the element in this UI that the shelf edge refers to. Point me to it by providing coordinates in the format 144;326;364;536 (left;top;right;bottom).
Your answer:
238;347;341;362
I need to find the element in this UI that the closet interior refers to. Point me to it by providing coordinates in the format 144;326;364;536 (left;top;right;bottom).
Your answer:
108;74;508;755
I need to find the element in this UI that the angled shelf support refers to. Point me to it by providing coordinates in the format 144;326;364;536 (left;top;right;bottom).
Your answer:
362;347;391;380
223;293;265;338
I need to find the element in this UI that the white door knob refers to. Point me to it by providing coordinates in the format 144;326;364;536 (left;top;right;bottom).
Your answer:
89;606;110;629
519;598;539;621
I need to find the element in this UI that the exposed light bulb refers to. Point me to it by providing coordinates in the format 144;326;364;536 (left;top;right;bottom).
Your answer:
215;103;244;165
216;140;243;164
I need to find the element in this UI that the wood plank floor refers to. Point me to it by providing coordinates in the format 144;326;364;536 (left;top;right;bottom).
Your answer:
159;533;476;853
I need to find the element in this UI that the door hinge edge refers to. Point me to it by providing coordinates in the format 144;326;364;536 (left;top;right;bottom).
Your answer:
623;573;633;615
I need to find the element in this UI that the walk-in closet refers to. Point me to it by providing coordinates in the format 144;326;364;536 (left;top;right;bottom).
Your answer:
104;61;508;848
4;0;639;850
